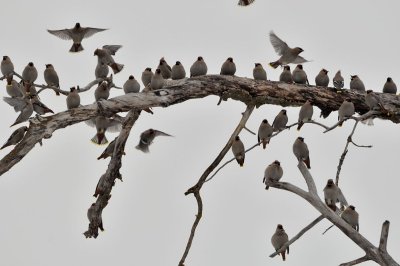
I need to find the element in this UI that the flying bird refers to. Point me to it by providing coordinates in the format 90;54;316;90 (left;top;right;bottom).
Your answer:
47;23;107;52
136;129;172;153
1;126;28;150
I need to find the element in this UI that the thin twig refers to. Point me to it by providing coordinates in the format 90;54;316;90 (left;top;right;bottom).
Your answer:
244;126;256;135
379;220;390;253
322;224;335;235
270;215;324;258
339;255;370;266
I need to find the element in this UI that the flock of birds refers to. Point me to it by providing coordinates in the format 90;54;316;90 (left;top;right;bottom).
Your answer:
0;22;388;260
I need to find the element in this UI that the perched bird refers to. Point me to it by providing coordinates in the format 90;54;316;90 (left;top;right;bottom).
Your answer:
171;61;186;80
323;179;340;211
47;22;107;52
350;75;365;92
297;100;313;130
141;68;153;87
258;119;273;149
123;75;140;94
341;205;359;231
97;138;125;160
22;62;38;84
220;57;236;75
22;83;37;96
238;0;255;6
86;115;123;145
271;224;289;261
3;96;34;126
156;57;172;79
1;56;14;77
190;56;208;77
333;70;344;89
31;95;54;115
272;109;288;132
94;48;124;74
315;68;329;87
94;81;110;101
135;129;172;153
0;126;28;150
338;99;355;126
365;90;380;110
44;64;60;95
253;63;267;81
5;76;23;98
382;77;397;94
66;87;80;109
150;69;164;90
279;66;293;83
269;31;308;68
95;62;109;79
232;136;245;167
292;64;309;85
263;160;283;189
293;137;310;169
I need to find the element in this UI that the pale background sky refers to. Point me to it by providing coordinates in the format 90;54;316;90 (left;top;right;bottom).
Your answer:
0;0;399;265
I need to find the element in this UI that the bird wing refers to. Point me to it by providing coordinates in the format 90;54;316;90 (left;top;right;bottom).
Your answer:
106;118;122;132
82;28;108;39
292;56;310;64
47;29;73;40
269;31;289;56
3;97;28;112
154;130;173;137
84;118;96;127
102;45;122;55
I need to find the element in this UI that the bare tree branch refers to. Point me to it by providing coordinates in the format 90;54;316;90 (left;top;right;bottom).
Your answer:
379;220;390;253
339;256;370;266
269;215;324;258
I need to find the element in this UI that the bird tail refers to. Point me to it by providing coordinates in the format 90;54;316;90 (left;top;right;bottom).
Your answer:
70;43;84;53
135;142;149;153
361;118;374;126
281;251;286;261
269;60;280;69
328;204;337;212
297;121;304;131
236;156;244;167
304;157;311;169
338;120;343;127
262;139;269;149
0;143;8;150
97;152;108;160
91;133;108;145
111;63;124;74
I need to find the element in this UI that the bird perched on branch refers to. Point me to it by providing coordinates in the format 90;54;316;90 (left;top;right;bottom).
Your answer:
150;69;164;90
135;129;172;153
220;57;236;75
271;224;289;261
94;81;110;101
5;76;23;98
123;75;140;94
47;23;107;53
190;56;208;77
232;136;245;167
22;62;38;84
292;64;309;85
258;119;273;149
253;63;267;81
350;75;365;92
333;70;344;90
1;56;14;78
315;69;329;87
382;77;397;94
297;100;313;130
341;205;359;231
1;126;28;150
97;138;126;160
338;99;355;126
293;137;311;169
269;31;309;69
157;57;172;79
171;61;186;80
44;64;60;95
141;68;153;87
66;87;80;110
279;66;293;83
263;160;283;189
272;109;288;132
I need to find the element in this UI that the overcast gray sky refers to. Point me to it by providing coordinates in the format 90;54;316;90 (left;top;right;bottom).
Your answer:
0;0;399;265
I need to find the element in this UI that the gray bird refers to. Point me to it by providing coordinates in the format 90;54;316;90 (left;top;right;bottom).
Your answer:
3;96;34;126
271;224;289;261
157;57;172;79
365;90;380;110
341;205;359;231
333;70;344;89
94;81;110;101
66;87;81;109
95;62;109;79
190;56;208;77
338;99;355;126
279;65;293;83
297;100;313;130
5;76;23;98
1;56;14;77
263;160;283;190
292;64;309;85
123;75;140;94
232;135;245;167
382;77;397;94
31;95;54;115
0;126;28;150
44;64;60;95
315;68;329;87
238;0;255;6
220;57;236;75
86;115;123;145
258;119;273;149
22;82;37;96
171;61;186;80
323;179;340;211
150;69;164;90
269;31;308;68
22;62;38;84
47;22;107;52
350;75;365;92
141;67;153;87
135;129;172;153
272;109;288;132
253;63;267;81
97;138;126;160
94;48;124;74
293;137;310;169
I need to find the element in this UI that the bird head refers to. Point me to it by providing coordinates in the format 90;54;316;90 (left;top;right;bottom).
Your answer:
94;49;99;56
145;67;152;71
255;63;261;67
175;61;181;65
350;75;358;80
262;119;268;124
227;57;233;62
294;47;304;54
2;55;7;60
349;205;355;210
45;64;53;68
273;160;281;166
75;22;81;28
235;135;240;141
298;137;304;142
366;90;373;94
70;87;76;92
322;69;328;74
387;77;393;82
28;62;34;67
297;64;303;70
129;75;134;80
282;109;287;115
327;179;334;186
284;65;291;71
197;56;203;61
156;69;161;74
277;224;284;229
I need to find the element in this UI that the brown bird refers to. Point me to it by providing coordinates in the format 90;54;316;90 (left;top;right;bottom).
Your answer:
272;109;288;132
269;31;308;68
315;68;329;86
382;77;397;94
341;205;359;232
297;100;313;130
279;66;293;83
258;119;273;149
292;137;310;169
263;160;283;189
232;136;245;167
271;224;289;261
338;99;355;126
